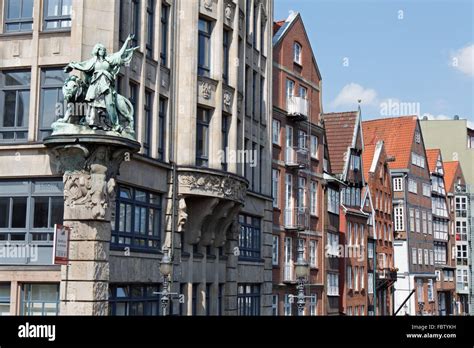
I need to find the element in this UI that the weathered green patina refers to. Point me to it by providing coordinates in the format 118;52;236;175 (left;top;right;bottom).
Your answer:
51;34;139;140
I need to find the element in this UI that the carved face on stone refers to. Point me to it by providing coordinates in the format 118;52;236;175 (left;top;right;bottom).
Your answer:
96;147;107;161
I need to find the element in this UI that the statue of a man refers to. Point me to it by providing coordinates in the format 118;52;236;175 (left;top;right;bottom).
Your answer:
64;34;139;132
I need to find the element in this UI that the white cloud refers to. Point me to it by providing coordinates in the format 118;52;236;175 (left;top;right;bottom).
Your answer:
450;44;474;77
330;83;378;108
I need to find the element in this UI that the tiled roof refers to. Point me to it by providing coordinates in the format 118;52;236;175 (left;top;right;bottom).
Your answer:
362;143;376;178
273;21;285;35
272;11;299;47
425;149;441;173
362;116;418;170
322;111;359;175
444;161;461;192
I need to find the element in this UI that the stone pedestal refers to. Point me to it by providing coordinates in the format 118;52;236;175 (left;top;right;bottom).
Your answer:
44;134;140;315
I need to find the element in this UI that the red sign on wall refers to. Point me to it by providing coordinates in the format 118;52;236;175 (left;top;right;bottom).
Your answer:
52;224;70;265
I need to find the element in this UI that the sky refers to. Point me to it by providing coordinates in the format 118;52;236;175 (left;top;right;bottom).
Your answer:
274;0;474;125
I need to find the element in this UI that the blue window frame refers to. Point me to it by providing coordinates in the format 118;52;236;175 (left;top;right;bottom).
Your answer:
237;283;260;316
0;70;31;142
238;214;261;260
4;0;33;32
43;0;72;30
21;283;59;315
111;184;162;252
109;284;161;316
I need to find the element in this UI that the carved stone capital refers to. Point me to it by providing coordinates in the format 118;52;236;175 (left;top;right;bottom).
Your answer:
45;135;140;222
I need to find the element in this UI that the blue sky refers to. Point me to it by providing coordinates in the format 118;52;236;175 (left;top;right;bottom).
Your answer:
274;0;474;125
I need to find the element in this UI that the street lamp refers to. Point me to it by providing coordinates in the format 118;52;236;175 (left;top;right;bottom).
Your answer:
156;248;185;316
293;241;310;316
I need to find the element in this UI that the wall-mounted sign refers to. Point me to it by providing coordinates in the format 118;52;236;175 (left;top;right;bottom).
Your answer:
53;224;70;265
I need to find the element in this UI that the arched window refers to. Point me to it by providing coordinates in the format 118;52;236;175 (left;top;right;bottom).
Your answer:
293;42;302;64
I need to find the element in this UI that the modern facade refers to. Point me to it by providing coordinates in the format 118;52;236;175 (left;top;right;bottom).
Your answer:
363;116;436;316
0;0;274;316
271;11;325;316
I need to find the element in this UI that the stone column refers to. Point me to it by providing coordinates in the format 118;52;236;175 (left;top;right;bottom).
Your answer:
45;135;139;315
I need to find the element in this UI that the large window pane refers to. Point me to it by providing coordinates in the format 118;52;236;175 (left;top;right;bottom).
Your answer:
22;0;34;17
11;197;27;228
5;71;31;86
50;197;63;226
3;91;16;127
0;198;9;228
33;197;49;228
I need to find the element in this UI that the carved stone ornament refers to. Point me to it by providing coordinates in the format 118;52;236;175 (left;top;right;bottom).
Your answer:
51;143;130;221
200;82;212;99
223;91;232;108
203;0;213;11
178;170;248;204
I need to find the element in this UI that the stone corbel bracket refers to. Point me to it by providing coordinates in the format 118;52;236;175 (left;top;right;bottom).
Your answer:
177;167;248;247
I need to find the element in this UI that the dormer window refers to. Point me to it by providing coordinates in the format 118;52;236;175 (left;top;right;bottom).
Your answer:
293;42;302;65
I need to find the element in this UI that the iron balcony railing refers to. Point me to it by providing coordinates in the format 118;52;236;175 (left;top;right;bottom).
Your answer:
284;207;309;231
286;96;308;120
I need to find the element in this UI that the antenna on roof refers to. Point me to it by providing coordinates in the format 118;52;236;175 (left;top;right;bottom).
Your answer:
357;99;362;115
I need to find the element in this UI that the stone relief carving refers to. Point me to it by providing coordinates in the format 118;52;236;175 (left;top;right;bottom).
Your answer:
203;0;213;11
223;91;232;108
178;171;247;204
177;198;188;232
200;81;212;99
54;144;128;221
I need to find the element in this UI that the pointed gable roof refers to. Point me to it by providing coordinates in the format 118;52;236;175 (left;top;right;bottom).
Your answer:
362;116;418;170
426;149;441;173
444;161;464;192
322;111;359;177
362;143;376;178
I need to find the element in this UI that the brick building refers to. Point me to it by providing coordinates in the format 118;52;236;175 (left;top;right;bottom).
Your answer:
362;140;396;315
444;161;470;314
363;116;436;316
271;11;325;316
322;110;370;316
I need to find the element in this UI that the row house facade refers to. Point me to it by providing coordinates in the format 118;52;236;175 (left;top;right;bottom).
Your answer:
322;111;370;316
363;116;436;316
362;140;396;315
271;11;325;316
444;161;470;314
426;149;456;315
0;0;274;316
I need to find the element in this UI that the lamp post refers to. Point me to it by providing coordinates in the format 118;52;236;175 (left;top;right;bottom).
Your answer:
156;248;184;316
292;241;311;316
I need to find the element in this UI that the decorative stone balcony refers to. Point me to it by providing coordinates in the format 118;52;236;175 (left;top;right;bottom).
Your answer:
177;167;248;248
287;96;308;121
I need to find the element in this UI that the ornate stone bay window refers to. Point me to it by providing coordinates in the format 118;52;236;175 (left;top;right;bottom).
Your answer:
177;167;248;250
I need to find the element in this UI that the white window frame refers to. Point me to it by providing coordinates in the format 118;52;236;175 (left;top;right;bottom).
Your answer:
272;119;280;145
429;249;434;265
418;248;423;265
424;249;429;265
422;183;431;197
284;294;292;316
272;294;278;316
272;169;279;208
309;294;317;316
310;181;317;215
394;206;404;231
309;240;317;268
412;248;417;265
310;135;318;159
408;178;418;194
327;273;339;296
368;272;374;294
272;235;279;266
415;210;420;233
293;42;302;64
427;279;434;302
393;177;403;191
347;266;352;289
